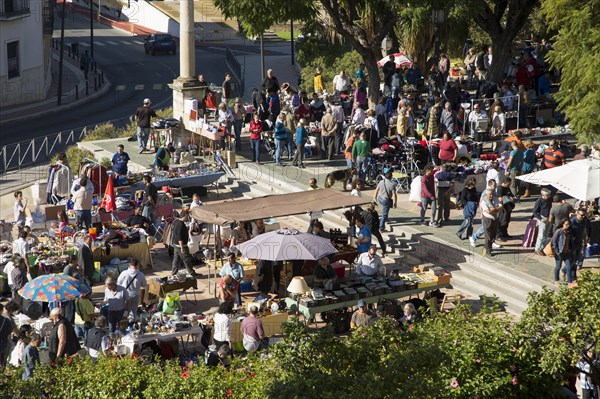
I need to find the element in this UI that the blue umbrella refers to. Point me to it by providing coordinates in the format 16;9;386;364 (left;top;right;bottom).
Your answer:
19;273;91;302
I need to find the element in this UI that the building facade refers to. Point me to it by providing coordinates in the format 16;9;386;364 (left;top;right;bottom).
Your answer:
0;0;53;108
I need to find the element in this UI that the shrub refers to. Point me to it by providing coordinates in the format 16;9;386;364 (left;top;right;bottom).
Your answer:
100;157;113;171
50;145;94;172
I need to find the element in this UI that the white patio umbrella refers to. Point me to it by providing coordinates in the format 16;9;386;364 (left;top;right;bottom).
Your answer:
377;52;413;68
517;158;600;201
236;228;338;261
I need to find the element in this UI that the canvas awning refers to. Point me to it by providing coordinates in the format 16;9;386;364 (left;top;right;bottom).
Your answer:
190;188;371;225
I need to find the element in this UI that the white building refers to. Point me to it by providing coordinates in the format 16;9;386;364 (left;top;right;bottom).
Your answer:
0;0;53;108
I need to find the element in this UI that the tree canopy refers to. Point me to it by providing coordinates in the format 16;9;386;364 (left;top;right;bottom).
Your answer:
541;0;600;142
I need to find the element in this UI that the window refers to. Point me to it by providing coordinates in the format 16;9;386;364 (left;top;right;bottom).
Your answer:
7;41;19;79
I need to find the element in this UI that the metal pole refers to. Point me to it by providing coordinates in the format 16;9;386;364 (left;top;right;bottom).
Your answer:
260;33;265;83
57;0;66;105
90;0;94;60
290;20;294;66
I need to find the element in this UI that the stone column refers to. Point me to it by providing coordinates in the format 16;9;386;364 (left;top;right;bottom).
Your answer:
170;0;205;135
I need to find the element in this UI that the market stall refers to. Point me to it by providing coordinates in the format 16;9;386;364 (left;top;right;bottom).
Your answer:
92;240;153;270
145;276;199;304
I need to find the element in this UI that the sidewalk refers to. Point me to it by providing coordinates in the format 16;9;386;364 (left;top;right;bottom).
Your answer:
0;45;110;126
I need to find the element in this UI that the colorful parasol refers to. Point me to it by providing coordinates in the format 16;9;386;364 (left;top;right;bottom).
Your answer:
377;52;413;68
19;273;92;302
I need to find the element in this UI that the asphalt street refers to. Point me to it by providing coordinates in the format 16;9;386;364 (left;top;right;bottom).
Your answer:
0;13;283;148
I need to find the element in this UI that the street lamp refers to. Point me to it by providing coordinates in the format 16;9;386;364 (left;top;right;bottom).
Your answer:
90;0;94;60
431;8;445;64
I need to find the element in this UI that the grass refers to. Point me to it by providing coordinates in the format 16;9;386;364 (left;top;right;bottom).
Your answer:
273;30;302;41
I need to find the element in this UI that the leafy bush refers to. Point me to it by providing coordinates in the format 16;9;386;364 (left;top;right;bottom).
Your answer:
50;145;94;172
100;157;113;171
82;107;174;142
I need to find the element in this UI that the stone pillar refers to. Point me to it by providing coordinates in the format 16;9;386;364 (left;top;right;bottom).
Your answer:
170;0;204;134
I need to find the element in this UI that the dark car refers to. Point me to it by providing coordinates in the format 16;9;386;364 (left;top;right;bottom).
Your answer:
144;33;176;55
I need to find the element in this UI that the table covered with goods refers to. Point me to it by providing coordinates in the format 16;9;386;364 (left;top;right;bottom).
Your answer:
286;269;451;320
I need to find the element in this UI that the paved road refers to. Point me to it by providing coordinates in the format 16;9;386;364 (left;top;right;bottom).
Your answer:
0;13;286;147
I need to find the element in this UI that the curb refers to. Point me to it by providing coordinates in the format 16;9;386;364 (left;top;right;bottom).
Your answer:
0;73;111;127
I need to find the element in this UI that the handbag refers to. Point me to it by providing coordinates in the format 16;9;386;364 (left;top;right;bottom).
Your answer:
543;241;555;257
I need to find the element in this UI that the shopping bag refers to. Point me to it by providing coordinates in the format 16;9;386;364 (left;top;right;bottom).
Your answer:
522;219;538;248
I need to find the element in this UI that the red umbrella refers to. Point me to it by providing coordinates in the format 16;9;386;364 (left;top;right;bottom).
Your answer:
99;175;115;212
377;52;413;68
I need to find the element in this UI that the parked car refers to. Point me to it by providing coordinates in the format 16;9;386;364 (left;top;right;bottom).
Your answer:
144;33;176;55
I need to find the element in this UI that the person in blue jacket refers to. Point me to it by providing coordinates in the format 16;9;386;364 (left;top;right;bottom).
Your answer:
273;114;287;166
292;118;308;168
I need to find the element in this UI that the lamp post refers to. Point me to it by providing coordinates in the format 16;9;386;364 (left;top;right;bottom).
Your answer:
431;8;445;65
90;0;94;60
57;0;66;105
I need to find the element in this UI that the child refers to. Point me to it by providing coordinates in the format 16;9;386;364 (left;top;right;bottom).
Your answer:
190;193;203;209
13;191;27;232
293;118;308;168
308;178;318;190
497;177;515;241
21;333;40;381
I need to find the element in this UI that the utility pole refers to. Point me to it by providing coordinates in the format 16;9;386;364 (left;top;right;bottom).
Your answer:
260;33;265;83
290;20;294;66
90;0;94;60
57;0;66;105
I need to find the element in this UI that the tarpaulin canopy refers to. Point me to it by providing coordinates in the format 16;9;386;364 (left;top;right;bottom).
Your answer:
190;188;371;224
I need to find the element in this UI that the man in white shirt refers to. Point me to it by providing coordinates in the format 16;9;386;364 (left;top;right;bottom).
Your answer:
116;258;147;324
485;160;503;189
12;231;30;268
332;70;351;94
355;245;384;277
480;188;503;257
2;254;21;292
468;103;488;137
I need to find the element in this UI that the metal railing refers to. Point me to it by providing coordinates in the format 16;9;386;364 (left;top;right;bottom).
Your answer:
0;115;133;175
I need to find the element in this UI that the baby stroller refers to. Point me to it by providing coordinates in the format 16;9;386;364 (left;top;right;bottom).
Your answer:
260;119;275;157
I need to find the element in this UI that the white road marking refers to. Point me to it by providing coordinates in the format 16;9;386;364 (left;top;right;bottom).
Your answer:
133;40;144;45
79;42;90;47
153;84;163;90
134;84;145;90
115;85;127;91
106;41;119;45
95;42;106;46
121;41;133;45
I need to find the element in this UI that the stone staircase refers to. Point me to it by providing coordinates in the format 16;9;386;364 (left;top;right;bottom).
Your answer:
226;162;548;316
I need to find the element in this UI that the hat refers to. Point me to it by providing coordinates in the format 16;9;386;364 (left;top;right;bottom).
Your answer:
143;98;151;104
383;167;392;174
358;299;367;307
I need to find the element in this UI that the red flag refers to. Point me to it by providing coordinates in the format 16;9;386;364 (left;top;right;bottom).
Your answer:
100;175;115;212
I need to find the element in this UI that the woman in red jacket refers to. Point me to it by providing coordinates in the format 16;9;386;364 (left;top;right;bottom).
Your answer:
249;113;263;164
438;132;458;164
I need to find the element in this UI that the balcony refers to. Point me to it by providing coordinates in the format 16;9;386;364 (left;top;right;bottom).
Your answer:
0;0;31;20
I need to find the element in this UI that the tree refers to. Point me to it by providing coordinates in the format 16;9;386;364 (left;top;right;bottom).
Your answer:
541;0;600;142
515;271;600;388
318;0;399;106
470;0;540;83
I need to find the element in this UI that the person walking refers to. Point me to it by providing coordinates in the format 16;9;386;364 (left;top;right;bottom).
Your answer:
434;164;454;226
102;277;128;334
48;308;80;364
420;165;437;226
361;203;386;255
72;178;93;230
134;98;157;153
117;258;147;324
80;50;92;80
552;219;575;286
78;235;94;286
232;98;245;151
480;188;503;257
292;119;308;169
505;140;523;198
141;174;158;223
170;210;200;277
249;113;263;164
456;177;479;239
373;168;397;232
